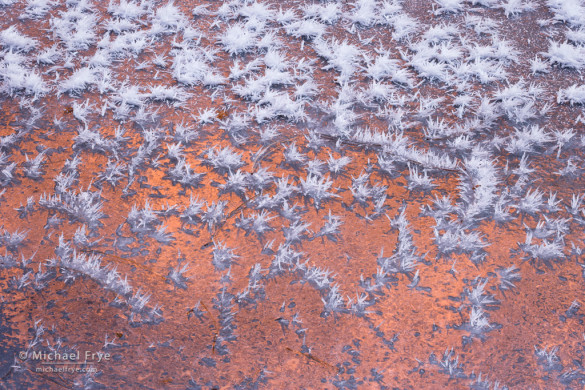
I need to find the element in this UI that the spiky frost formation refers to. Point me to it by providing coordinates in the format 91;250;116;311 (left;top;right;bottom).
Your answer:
1;0;585;388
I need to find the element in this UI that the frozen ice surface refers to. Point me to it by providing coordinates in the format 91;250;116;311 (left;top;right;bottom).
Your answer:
1;0;585;388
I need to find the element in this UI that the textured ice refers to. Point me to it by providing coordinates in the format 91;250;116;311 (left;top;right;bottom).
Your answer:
1;0;585;389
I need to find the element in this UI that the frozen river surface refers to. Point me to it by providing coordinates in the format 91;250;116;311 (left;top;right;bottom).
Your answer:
1;0;585;388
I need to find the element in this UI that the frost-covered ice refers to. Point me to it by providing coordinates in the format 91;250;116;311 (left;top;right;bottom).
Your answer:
1;0;585;388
